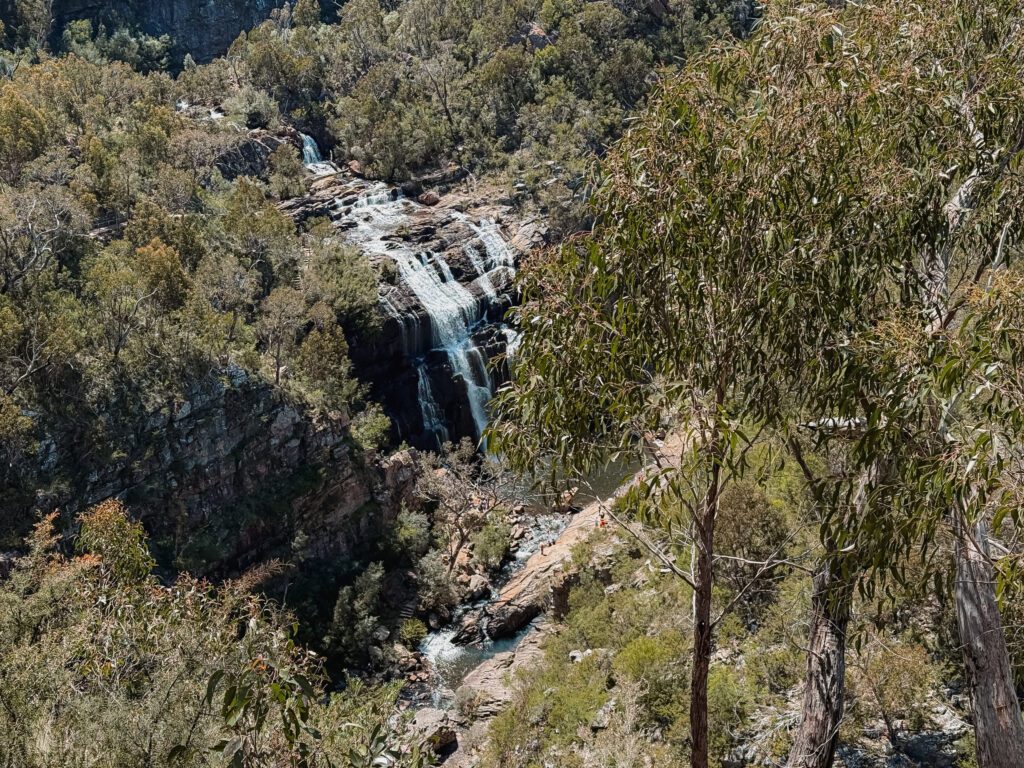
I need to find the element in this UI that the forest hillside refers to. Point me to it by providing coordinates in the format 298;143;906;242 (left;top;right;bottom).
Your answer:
0;1;1022;768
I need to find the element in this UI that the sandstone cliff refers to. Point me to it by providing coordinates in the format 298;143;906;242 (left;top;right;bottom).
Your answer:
1;362;413;578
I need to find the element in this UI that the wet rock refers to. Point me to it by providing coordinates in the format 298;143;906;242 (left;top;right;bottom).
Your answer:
452;615;482;645
457;628;548;720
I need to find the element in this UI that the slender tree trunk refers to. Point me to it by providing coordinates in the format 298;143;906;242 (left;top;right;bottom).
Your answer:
786;460;877;768
786;559;852;768
954;516;1024;768
690;522;713;768
689;458;721;768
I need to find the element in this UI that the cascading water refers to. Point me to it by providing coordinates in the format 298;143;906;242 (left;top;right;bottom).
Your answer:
335;185;518;444
299;133;338;176
417;364;450;448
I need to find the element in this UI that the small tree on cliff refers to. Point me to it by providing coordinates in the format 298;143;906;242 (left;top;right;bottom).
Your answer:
416;438;522;575
258;286;306;384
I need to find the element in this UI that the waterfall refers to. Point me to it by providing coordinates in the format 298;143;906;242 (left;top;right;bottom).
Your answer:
339;187;517;444
299;133;337;176
463;244;498;301
300;133;321;164
417;364;450;447
388;246;494;440
457;214;516;269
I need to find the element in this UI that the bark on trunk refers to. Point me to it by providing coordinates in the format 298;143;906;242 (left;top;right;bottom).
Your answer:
689;523;713;768
954;517;1024;768
689;455;721;768
786;558;852;768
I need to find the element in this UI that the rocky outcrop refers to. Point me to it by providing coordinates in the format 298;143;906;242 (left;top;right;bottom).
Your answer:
451;435;685;641
215;129;292;180
456;626;550;721
3;364;407;573
409;708;459;755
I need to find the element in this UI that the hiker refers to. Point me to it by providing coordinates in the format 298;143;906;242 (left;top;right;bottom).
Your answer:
598;511;607;528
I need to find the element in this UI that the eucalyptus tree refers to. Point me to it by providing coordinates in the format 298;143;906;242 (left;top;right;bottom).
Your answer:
494;1;1024;766
762;3;1024;765
491;16;903;768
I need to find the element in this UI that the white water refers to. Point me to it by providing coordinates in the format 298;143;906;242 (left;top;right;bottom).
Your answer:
503;326;523;362
336;188;517;443
417;364;450;447
463;244;498;300
300;134;338;176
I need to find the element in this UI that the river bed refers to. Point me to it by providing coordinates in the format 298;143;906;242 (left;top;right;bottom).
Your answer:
416;454;642;702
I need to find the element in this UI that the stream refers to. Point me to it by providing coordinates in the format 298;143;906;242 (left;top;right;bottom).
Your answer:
416;456;642;703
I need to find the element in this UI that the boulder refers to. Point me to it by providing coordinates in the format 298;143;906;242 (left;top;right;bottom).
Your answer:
590;699;616;731
452;614;483;645
215;130;288;180
409;708;458;753
467;574;491;601
512;21;552;50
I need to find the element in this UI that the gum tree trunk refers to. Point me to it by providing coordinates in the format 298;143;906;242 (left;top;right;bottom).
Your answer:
689;510;714;768
954;517;1024;768
785;559;852;768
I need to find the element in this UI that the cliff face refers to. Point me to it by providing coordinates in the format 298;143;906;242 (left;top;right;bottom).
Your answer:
4;364;407;574
1;0;287;63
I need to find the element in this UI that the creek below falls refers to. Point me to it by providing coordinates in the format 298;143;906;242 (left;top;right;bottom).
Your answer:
415;456;641;706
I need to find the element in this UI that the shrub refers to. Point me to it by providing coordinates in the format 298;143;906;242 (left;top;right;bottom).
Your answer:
707;666;754;765
471;520;510;570
613;631;689;727
389;506;431;561
415;550;458;612
399;618;428;647
848;633;938;745
350;403;392;452
268;143;307;199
